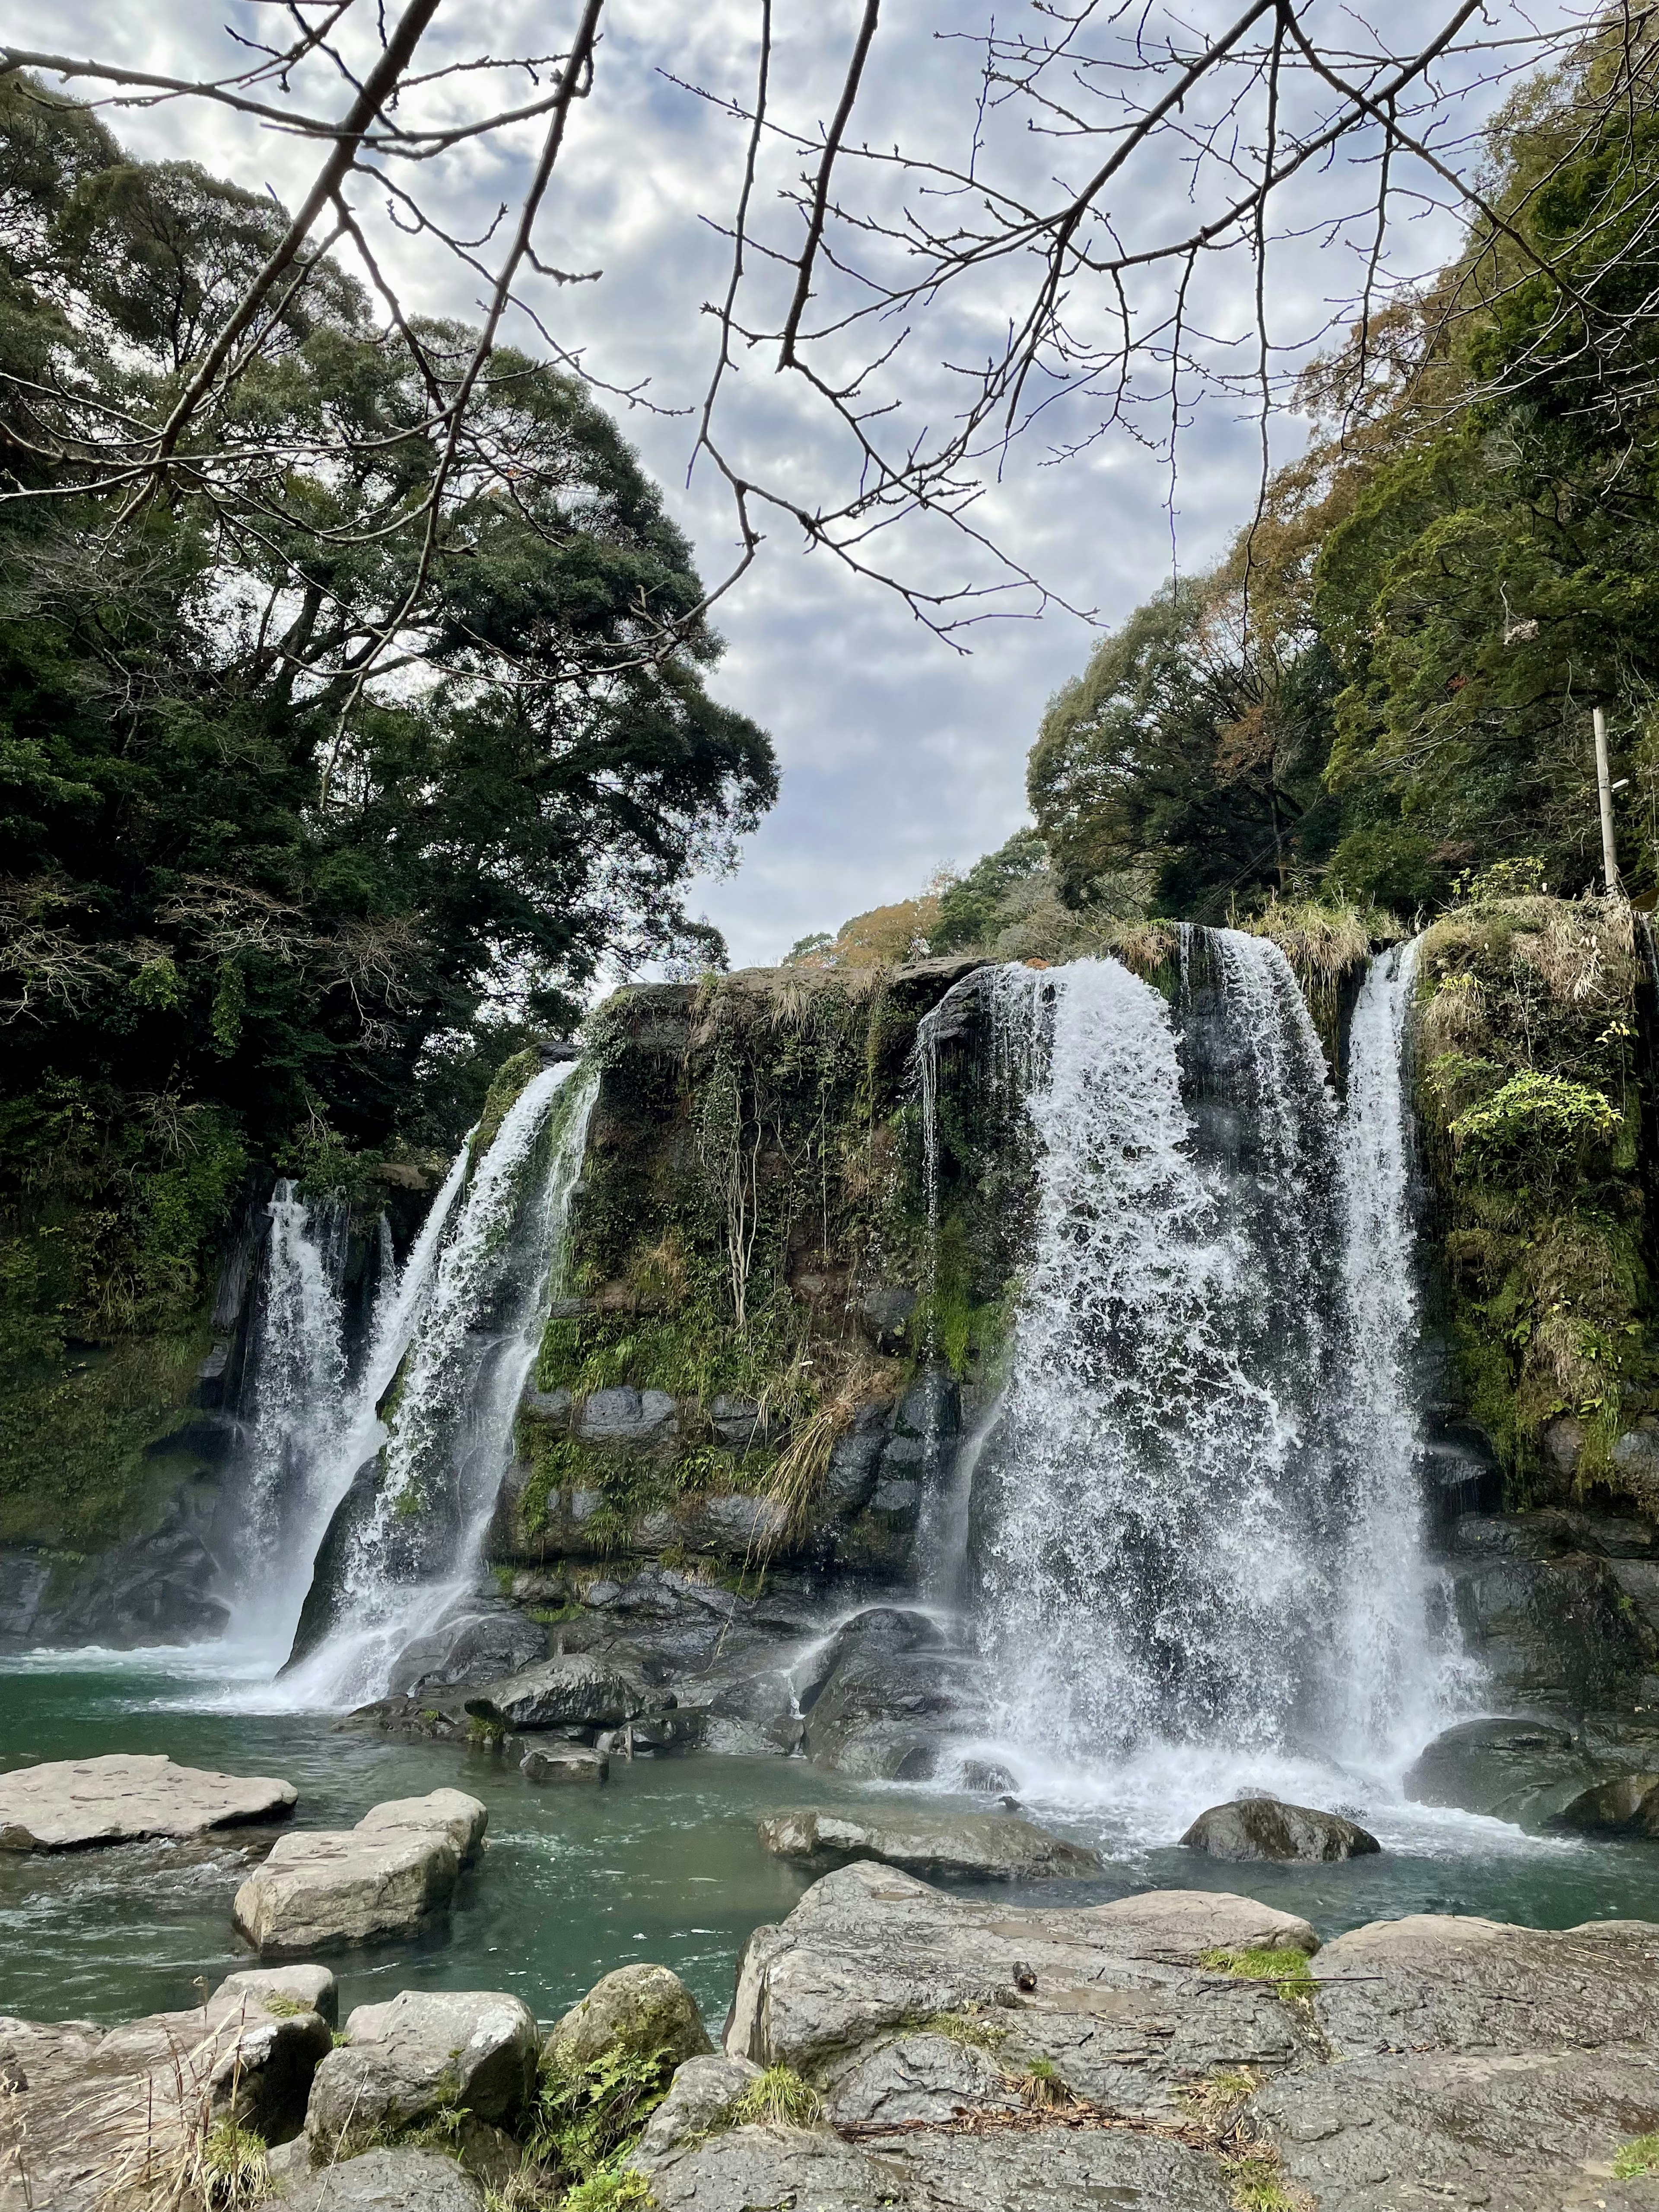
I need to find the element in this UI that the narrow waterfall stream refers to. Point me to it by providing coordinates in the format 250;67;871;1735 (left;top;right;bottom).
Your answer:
963;936;1466;1822
279;1062;597;1709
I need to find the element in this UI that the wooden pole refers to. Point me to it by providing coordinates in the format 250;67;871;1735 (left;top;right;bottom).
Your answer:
1593;704;1620;894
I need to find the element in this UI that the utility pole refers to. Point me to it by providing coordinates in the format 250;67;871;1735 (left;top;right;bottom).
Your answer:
1592;704;1621;895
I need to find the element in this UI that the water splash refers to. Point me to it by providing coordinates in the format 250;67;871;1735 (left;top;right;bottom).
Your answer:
282;1062;597;1707
967;934;1461;1796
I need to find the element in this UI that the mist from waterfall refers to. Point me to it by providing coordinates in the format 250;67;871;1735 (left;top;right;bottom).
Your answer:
964;935;1465;1804
279;1061;597;1709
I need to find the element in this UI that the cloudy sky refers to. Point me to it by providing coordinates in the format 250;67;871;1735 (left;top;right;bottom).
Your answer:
8;1;1579;964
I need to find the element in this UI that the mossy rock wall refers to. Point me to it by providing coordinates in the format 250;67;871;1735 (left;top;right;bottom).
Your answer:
498;957;1027;1576
1409;894;1659;1513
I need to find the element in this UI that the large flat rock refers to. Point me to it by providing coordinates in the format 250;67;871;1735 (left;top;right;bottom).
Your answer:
0;1967;334;2211
637;2119;1233;2211
725;1860;1320;2112
0;1753;296;1850
1309;1911;1659;2057
758;1806;1103;1881
1253;2044;1659;2210
233;1789;487;1955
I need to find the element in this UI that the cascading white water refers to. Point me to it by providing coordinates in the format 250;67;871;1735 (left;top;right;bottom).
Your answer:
232;1182;351;1641
281;1062;597;1708
966;933;1462;1800
225;1147;472;1661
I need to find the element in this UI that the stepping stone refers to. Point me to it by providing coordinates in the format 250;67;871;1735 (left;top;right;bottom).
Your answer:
0;1753;296;1851
233;1789;486;1955
757;1806;1103;1880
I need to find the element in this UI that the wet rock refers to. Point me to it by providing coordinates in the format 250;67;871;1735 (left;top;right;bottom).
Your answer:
960;1758;1018;1793
857;1283;918;1352
725;1860;1318;2111
1403;1715;1597;1826
1309;1911;1659;2058
232;1789;486;1955
1446;1533;1653;1707
703;1668;804;1755
0;1753;296;1851
757;1807;1103;1881
801;1607;986;1777
1252;2044;1659;2212
518;1382;572;1426
629;2052;761;2161
1554;1771;1659;1832
709;1393;769;1448
386;1596;548;1697
1179;1796;1380;1863
521;1744;608;1783
1;1494;232;1652
821;1409;887;1516
467;1652;648;1731
279;2147;486;2209
546;1962;712;2078
577;1385;678;1443
305;1989;539;2158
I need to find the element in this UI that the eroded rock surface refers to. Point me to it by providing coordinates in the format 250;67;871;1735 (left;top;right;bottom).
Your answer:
758;1806;1103;1880
278;2146;486;2209
233;1789;486;1954
0;1752;296;1850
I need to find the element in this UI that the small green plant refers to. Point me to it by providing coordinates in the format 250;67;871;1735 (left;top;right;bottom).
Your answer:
728;2064;826;2129
1614;2134;1659;2178
467;1713;507;1746
1012;2054;1074;2110
254;1992;312;2018
915;2008;1009;2053
197;2116;270;2209
560;2166;657;2211
1450;1071;1618;1182
1175;2067;1260;2120
531;2040;675;2179
1198;1948;1316;2010
1223;2152;1309;2211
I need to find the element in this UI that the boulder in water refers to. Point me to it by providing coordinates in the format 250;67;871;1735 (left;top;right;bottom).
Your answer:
1404;1715;1597;1827
546;1962;712;2079
0;1752;296;1851
281;2148;486;2210
1554;1771;1659;1833
305;1988;539;2159
799;1606;987;1778
757;1807;1103;1881
232;1789;486;1954
1179;1796;1380;1862
467;1651;648;1731
521;1743;608;1783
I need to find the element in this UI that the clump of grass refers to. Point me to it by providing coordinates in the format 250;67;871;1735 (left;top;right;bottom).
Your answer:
1614;2134;1659;2178
197;2116;270;2208
1198;1948;1317;2012
916;2008;1010;2053
728;2065;826;2129
253;1992;312;2019
1175;2068;1261;2121
1013;2055;1075;2110
528;2040;675;2181
1223;2152;1313;2212
556;2166;657;2211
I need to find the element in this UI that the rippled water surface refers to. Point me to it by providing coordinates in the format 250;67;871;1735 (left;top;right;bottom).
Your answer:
5;1652;1659;2029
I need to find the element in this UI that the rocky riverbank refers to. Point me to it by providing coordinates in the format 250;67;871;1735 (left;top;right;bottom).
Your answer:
6;1861;1659;2209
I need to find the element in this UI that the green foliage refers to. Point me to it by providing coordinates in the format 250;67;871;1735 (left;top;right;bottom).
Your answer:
1223;2154;1308;2212
931;830;1051;950
530;2039;674;2181
196;2117;270;2209
914;2009;1010;2053
1613;2135;1659;2179
1198;1946;1316;1993
728;2065;826;2129
1449;1071;1618;1182
559;2170;657;2212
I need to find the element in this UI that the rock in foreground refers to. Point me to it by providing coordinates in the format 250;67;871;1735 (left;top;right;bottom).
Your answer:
1179;1795;1380;1862
0;1965;334;2209
546;1961;712;2077
305;1988;539;2160
758;1806;1103;1880
233;1789;486;1955
0;1752;296;1851
280;2146;485;2209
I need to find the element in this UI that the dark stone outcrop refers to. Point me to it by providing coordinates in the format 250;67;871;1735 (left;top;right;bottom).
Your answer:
1179;1796;1380;1863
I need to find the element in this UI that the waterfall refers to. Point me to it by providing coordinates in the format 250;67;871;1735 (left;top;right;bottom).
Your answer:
225;1147;473;1659
232;1182;352;1641
281;1061;597;1707
967;933;1456;1786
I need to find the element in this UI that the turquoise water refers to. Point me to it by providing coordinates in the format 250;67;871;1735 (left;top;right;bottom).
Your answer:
6;1653;1659;2032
